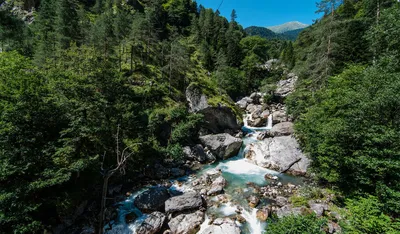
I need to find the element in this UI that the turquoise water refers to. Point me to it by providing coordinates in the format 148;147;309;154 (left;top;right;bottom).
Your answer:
106;130;303;234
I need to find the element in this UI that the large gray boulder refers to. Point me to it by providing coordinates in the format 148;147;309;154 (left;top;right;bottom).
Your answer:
200;218;241;234
168;210;205;234
186;84;240;134
136;211;166;234
134;187;170;212
246;136;310;175
200;134;243;160
270;122;294;136
183;145;207;163
200;106;240;134
165;192;203;214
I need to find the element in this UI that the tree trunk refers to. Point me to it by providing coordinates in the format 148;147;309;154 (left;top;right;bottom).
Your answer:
98;174;111;234
130;45;134;72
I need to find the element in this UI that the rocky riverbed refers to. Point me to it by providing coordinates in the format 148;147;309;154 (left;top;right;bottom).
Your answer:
102;75;340;234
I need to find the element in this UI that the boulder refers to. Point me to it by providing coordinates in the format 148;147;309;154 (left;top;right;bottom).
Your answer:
136;211;166;234
183;145;207;163
274;196;288;207
246;136;310;175
135;187;171;212
200;134;243;160
200;218;241;234
168;211;205;234
185;84;240;134
276;205;303;218
165;192;203;214
207;176;227;196
248;195;260;208
272;110;288;124
270;122;294;136
256;206;271;221
200;106;240;134
308;201;329;217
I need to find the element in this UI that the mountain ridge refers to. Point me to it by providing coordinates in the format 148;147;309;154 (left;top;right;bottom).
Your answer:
267;21;309;34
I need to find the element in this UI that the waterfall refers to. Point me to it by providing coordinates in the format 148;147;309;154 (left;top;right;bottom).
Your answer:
242;113;273;133
241;208;266;234
266;114;273;130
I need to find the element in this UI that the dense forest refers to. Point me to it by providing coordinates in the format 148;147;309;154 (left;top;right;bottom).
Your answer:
1;0;400;233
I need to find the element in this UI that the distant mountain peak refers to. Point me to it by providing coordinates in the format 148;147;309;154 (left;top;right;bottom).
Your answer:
267;21;309;34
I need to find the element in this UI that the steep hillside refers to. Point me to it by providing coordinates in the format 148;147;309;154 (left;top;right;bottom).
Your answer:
244;26;281;40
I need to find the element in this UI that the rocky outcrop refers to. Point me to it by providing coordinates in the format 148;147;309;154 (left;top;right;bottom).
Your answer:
246;136;310;175
200;218;241;234
136;212;166;234
165;192;204;214
168;210;205;234
200;134;243;160
183;145;207;163
274;73;298;99
134;187;170;212
186;84;240;134
186;84;209;112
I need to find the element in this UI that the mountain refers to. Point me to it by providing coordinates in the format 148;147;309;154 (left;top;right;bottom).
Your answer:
267;21;309;34
244;26;306;41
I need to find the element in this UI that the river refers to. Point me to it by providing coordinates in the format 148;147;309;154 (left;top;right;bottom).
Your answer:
105;115;303;234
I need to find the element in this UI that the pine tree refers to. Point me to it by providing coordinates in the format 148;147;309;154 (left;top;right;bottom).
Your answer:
33;0;57;65
55;0;81;50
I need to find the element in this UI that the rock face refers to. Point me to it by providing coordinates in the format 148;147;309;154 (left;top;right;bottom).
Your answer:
164;192;203;214
246;136;310;175
186;84;209;112
136;211;166;234
200;218;241;234
270;122;294;137
200;134;243;160
186;84;240;134
168;211;204;234
183;145;207;163
207;176;227;196
134;187;170;212
274;73;298;99
200;106;240;134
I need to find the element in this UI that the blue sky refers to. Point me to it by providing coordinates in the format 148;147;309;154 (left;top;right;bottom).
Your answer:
195;0;321;28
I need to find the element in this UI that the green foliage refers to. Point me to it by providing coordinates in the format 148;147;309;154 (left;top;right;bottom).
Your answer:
341;196;400;234
266;214;328;234
289;196;309;207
